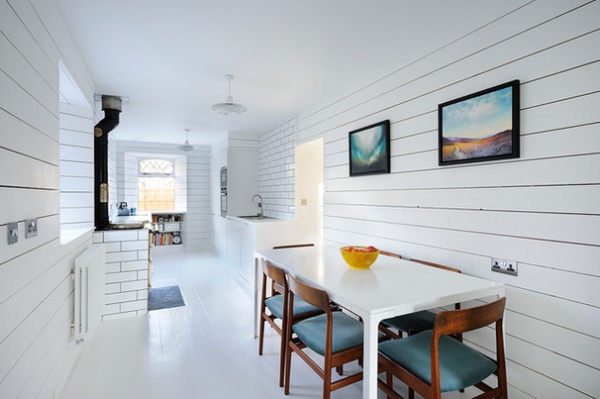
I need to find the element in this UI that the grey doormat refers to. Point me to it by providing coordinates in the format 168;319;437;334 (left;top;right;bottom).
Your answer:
148;285;185;311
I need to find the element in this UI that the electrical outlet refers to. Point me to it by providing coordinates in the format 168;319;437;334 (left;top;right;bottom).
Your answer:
491;258;518;276
7;222;18;245
26;218;38;238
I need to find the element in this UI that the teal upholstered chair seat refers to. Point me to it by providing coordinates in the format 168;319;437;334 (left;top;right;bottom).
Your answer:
292;312;365;356
379;331;497;392
382;310;436;335
258;256;322;388
285;273;371;399
265;294;320;320
377;298;508;399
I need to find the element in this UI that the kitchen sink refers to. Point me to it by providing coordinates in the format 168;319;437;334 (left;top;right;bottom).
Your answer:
237;215;272;220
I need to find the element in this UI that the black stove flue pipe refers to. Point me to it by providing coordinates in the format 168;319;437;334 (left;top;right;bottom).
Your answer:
94;95;122;230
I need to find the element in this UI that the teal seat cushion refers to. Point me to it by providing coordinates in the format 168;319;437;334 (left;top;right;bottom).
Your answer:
379;331;497;392
265;295;320;320
382;310;436;333
292;312;366;356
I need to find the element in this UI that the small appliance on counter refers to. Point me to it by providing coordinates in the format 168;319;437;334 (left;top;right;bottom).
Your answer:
117;202;130;216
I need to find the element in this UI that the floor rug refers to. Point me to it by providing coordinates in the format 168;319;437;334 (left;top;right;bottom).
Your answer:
148;285;185;311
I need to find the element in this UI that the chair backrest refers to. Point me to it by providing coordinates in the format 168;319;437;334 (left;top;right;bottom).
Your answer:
428;297;507;397
273;243;314;249
262;259;287;296
379;250;403;259
410;258;461;274
433;297;506;339
287;273;331;313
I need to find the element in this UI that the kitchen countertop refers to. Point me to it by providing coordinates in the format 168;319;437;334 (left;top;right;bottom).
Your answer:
111;214;152;224
227;215;285;224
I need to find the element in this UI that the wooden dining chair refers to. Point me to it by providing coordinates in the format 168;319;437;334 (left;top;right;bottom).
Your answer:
379;250;404;259
272;243;315;250
380;259;462;340
284;273;368;399
258;258;322;387
377;297;508;399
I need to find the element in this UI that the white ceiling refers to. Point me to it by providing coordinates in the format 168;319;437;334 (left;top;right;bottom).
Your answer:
55;0;498;147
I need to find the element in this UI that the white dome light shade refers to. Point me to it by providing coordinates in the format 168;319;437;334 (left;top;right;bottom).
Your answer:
177;129;195;151
212;74;247;116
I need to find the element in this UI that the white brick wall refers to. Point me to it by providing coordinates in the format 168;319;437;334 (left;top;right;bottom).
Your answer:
258;116;296;220
93;229;150;319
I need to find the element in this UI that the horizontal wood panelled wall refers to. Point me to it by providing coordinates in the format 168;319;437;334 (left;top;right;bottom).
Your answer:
1;0;97;398
296;1;600;398
59;102;94;231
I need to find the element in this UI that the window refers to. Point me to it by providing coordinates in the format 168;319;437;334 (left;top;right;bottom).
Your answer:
138;159;175;211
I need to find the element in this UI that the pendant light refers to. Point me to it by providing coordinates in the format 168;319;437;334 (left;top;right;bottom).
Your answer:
177;129;195;152
211;74;247;116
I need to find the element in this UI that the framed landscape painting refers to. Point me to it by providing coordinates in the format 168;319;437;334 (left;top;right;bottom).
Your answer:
349;120;390;176
438;80;520;165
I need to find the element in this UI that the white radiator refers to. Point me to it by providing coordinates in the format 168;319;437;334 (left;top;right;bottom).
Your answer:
73;244;105;342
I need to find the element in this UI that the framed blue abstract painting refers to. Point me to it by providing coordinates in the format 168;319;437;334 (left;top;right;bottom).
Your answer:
349;120;390;176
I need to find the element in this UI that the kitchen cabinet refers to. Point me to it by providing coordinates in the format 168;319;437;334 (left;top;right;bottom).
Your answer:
227;218;256;282
227;147;258;217
225;216;299;284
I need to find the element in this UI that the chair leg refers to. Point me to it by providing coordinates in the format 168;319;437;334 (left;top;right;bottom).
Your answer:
284;343;292;395
279;323;287;387
408;387;415;399
324;362;332;399
258;315;265;355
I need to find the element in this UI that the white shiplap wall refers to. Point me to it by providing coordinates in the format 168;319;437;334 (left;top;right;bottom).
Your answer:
59;102;94;232
295;1;600;398
0;0;98;398
258;116;296;220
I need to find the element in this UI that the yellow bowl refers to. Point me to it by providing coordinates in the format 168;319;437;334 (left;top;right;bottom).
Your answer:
340;246;380;269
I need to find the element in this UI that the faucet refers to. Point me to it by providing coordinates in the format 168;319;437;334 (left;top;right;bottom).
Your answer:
252;194;263;219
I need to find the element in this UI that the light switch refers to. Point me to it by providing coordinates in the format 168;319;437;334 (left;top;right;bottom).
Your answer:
26;219;38;238
8;222;18;245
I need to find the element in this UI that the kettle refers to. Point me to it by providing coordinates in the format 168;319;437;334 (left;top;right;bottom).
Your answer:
117;202;130;216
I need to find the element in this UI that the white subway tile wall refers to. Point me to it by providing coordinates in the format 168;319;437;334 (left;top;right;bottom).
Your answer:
258;116;296;220
93;230;150;319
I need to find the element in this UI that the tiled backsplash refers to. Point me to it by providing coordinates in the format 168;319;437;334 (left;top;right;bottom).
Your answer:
258;116;296;220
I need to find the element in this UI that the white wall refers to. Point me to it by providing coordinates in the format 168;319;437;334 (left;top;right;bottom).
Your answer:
59;103;94;233
295;1;600;398
0;0;98;397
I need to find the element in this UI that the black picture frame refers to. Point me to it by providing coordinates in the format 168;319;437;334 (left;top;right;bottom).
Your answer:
349;120;391;176
438;80;520;166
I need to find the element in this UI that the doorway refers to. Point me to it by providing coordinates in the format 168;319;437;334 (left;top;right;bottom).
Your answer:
294;138;324;245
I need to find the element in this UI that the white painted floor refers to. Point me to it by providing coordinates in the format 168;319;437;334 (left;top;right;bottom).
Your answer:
60;250;392;399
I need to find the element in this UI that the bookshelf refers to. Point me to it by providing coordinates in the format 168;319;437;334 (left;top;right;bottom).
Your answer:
150;213;184;247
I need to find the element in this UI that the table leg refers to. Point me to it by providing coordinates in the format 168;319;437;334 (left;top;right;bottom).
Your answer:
363;314;379;399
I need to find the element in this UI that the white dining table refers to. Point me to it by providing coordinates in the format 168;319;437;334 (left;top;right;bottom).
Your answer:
254;245;505;399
